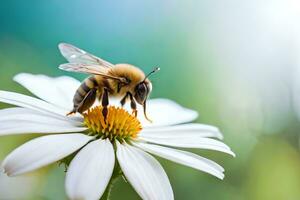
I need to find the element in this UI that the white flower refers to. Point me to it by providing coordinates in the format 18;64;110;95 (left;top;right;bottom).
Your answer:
0;73;235;200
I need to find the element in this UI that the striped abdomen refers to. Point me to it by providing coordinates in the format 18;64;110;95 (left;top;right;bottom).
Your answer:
72;76;100;113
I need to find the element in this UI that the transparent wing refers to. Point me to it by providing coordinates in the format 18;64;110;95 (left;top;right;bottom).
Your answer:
59;63;122;81
58;43;114;68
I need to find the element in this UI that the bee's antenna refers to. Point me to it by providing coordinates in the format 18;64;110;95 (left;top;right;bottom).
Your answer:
144;67;160;81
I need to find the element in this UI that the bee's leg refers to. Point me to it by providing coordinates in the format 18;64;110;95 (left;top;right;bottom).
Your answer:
128;93;137;117
77;88;97;113
66;109;76;116
102;88;109;120
143;100;152;123
120;92;129;107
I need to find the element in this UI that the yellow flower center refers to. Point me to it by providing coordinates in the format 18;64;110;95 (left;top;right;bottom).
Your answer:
83;106;142;142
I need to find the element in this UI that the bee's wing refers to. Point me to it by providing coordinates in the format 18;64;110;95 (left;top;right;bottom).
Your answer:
59;63;122;81
58;43;114;68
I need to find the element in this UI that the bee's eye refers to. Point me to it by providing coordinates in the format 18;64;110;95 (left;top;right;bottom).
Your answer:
134;82;148;104
137;83;146;93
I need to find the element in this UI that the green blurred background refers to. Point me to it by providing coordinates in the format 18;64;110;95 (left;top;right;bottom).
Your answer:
1;0;300;199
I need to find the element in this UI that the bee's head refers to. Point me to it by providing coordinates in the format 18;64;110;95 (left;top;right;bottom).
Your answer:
134;67;159;122
134;80;152;105
134;67;159;105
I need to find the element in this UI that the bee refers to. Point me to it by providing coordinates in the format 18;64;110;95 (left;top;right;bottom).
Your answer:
58;43;159;121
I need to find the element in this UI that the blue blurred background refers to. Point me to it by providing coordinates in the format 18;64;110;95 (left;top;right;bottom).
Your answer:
1;0;300;199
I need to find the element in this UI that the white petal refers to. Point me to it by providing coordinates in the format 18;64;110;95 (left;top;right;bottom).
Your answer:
140;135;235;157
0;107;44;116
13;73;80;110
138;98;198;128
66;139;115;200
141;123;223;140
0;121;87;136
2;134;93;176
0;107;83;127
133;142;224;179
116;142;173;200
0;90;69;117
0;107;86;136
117;98;198;128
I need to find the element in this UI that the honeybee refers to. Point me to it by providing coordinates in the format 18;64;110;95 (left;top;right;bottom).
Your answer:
58;43;159;121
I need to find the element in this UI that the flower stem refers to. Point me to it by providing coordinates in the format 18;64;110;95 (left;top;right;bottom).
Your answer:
100;161;122;200
100;180;114;200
